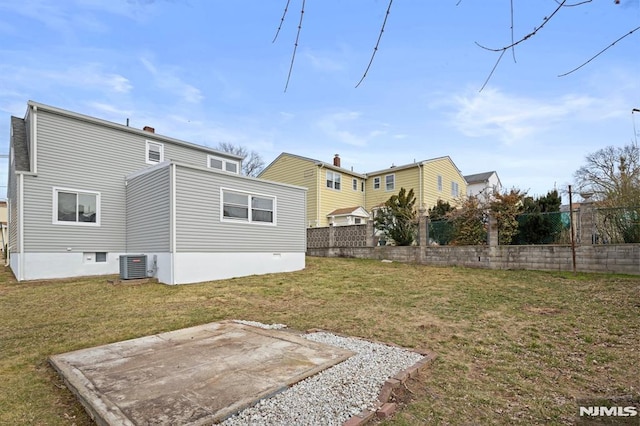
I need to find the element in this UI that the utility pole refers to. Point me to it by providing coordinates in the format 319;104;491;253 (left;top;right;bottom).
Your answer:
568;185;577;273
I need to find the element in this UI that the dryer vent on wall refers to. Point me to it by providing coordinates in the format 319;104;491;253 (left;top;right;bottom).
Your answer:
119;255;147;280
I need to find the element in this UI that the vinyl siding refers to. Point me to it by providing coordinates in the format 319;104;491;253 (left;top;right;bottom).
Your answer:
259;154;318;226
7;170;19;254
22;109;237;252
125;165;171;252
175;165;306;252
365;167;420;210
317;169;366;227
423;158;467;210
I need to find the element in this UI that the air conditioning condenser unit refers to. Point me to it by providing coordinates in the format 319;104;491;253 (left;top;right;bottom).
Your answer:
119;255;147;280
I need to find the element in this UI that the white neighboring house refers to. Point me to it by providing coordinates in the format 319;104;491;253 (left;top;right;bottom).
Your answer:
464;171;502;200
326;206;370;226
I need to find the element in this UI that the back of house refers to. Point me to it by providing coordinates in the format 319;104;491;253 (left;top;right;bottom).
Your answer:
7;101;306;284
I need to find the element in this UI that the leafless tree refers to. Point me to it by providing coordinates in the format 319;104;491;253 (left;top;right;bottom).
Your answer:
574;143;640;206
217;142;265;177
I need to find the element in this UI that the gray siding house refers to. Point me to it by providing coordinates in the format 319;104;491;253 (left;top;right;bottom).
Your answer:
7;101;306;284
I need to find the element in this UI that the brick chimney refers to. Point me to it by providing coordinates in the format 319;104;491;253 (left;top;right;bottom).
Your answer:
333;154;340;168
143;126;155;133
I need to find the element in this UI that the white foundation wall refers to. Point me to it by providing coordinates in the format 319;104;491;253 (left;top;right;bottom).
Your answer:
169;252;305;285
17;252;125;281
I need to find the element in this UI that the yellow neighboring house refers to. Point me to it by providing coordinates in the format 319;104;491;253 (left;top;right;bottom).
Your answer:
260;153;467;227
260;153;366;227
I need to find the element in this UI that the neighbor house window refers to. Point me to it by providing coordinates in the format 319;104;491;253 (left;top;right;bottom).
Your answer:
53;188;100;226
361;182;364;192
451;181;459;197
326;171;341;190
208;155;240;174
352;178;358;191
146;141;164;164
385;174;395;191
222;189;275;224
373;177;381;190
437;175;443;192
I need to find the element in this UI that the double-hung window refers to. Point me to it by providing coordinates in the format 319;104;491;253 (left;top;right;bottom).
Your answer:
326;171;341;190
451;181;459;197
222;190;275;224
437;175;443;192
385;174;395;191
352;178;358;191
208;155;240;174
146;141;164;164
373;177;381;190
53;188;100;226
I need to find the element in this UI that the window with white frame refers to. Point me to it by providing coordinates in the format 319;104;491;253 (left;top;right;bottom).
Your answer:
437;175;443;192
146;141;164;164
53;188;100;225
326;171;341;190
385;174;395;191
352;178;358;191
451;181;459;197
208;155;240;174
222;190;275;224
373;177;381;190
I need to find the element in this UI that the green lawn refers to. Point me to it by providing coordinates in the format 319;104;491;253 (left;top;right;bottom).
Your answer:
1;257;638;425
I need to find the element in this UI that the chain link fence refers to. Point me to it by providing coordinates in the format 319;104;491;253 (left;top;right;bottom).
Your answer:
512;211;572;245
592;207;640;244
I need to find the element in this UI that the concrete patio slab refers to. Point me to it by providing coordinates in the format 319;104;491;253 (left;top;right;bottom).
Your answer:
49;321;354;425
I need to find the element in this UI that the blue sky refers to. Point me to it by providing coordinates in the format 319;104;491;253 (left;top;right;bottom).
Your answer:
1;0;639;203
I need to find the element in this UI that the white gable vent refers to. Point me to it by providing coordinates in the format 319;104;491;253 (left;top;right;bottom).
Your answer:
119;255;147;280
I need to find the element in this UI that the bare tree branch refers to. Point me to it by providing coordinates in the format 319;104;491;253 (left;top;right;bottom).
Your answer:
284;0;305;93
355;0;393;88
272;0;291;43
476;0;567;53
479;49;506;92
558;25;640;77
510;0;517;63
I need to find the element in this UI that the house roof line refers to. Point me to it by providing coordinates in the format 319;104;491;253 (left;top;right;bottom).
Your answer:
260;152;367;178
27;101;243;161
126;159;308;191
365;155;463;176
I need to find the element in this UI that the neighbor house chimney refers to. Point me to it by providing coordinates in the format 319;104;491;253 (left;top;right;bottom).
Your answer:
143;126;155;133
333;154;341;167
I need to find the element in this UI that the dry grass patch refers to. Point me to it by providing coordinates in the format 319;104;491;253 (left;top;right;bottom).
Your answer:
1;257;639;425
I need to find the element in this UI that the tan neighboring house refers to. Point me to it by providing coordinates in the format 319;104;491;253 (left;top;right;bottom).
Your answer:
259;153;467;227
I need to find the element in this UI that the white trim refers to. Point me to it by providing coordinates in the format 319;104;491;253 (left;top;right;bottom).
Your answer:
170;164;176;285
18;173;24;281
207;154;240;174
220;187;277;226
373;176;381;190
126;161;171;180
145;140;164;165
31;105;38;174
52;187;101;226
385;173;395;192
326;170;341;191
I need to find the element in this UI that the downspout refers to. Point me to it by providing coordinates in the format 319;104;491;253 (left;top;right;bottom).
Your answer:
418;162;424;210
18;173;24;281
170;163;177;284
31;105;37;174
317;164;324;227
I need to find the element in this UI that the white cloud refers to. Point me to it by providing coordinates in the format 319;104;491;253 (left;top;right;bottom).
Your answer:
445;88;616;145
304;50;345;72
140;57;203;104
316;111;389;147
